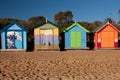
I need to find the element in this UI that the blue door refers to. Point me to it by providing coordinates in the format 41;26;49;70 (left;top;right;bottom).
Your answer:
6;31;23;49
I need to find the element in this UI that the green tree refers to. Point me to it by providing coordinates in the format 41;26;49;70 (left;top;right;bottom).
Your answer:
104;18;120;30
79;21;102;31
105;18;116;24
28;16;46;27
118;9;120;25
79;22;90;30
91;21;102;30
119;9;120;18
54;10;74;32
0;18;27;30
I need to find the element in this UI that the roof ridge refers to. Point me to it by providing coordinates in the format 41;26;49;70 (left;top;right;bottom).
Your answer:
93;22;120;32
0;22;27;33
32;20;60;29
64;22;89;32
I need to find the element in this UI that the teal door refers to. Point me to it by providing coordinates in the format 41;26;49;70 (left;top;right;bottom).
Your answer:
70;32;81;47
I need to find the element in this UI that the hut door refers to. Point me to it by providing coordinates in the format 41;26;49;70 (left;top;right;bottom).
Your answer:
101;32;114;48
70;32;81;47
6;31;23;49
40;29;53;49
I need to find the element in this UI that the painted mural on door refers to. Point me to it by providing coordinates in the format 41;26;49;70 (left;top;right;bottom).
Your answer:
6;31;22;49
40;29;53;48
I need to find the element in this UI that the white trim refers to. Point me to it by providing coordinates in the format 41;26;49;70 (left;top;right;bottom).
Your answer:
115;39;118;42
98;39;101;42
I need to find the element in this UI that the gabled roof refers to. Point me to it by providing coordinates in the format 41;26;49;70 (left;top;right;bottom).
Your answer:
32;20;60;29
64;22;89;32
0;22;27;33
93;22;120;33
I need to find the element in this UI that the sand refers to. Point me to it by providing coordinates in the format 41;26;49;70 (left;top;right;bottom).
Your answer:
0;50;120;80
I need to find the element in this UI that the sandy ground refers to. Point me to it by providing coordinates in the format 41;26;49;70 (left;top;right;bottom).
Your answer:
0;50;120;80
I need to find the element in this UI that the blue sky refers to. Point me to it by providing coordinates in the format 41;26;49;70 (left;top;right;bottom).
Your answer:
0;0;120;23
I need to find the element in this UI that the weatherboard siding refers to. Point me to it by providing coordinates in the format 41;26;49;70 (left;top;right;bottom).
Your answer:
8;24;22;30
34;28;40;35
64;23;89;49
65;32;70;48
1;32;5;49
94;22;119;48
0;22;27;51
34;22;59;50
23;32;27;49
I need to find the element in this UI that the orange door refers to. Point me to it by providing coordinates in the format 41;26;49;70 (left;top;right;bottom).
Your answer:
101;32;114;48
